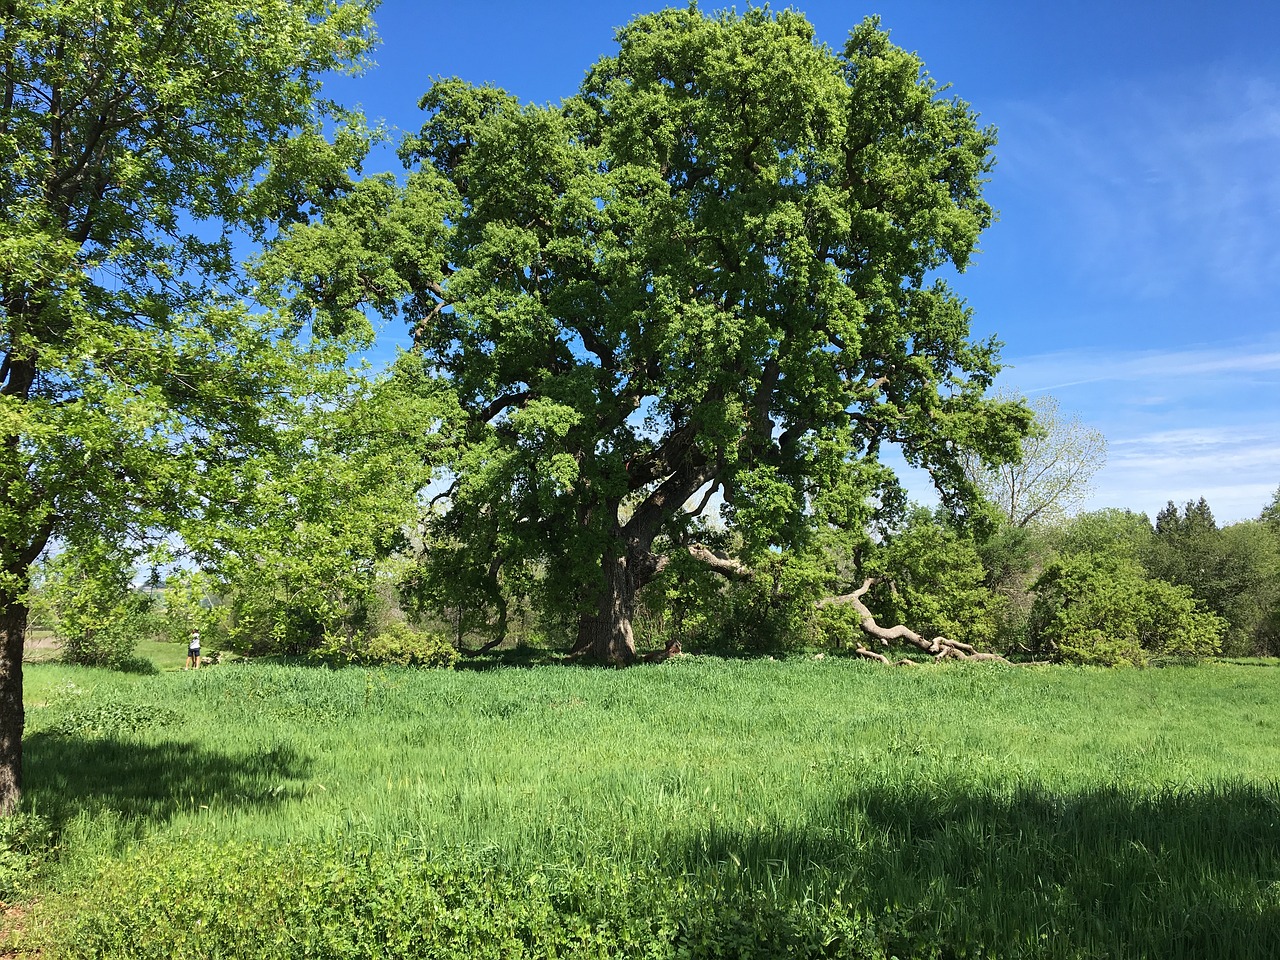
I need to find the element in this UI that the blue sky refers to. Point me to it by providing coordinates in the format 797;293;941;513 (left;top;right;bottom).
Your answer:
328;0;1280;524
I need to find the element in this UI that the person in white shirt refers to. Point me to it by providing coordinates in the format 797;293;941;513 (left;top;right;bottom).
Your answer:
185;629;201;670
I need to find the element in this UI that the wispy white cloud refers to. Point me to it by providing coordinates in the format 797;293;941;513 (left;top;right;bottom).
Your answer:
1003;342;1280;394
995;72;1280;299
995;341;1280;523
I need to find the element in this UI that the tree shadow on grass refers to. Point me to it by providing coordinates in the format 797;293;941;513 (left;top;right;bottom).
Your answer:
23;733;313;825
671;779;1280;960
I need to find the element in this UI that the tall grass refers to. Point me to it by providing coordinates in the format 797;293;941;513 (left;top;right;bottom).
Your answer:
15;657;1280;958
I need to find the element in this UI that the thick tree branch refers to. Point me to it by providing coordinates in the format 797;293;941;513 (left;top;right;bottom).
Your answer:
575;323;617;372
626;421;699;488
819;577;1005;662
684;542;752;580
624;455;713;549
474;390;530;424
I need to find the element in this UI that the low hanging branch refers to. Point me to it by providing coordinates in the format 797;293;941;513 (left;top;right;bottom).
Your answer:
683;542;753;580
818;578;1007;663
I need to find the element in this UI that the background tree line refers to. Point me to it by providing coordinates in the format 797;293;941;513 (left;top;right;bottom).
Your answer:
30;458;1280;669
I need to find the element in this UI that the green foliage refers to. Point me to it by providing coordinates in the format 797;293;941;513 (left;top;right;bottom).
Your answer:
0;811;55;902
1146;499;1280;656
52;839;898;960
175;362;451;656
43;698;180;739
318;622;460;669
1052;508;1155;560
1030;552;1225;665
27;547;152;668
277;7;1032;659
970;520;1058;653
1262;486;1280;529
149;571;231;650
864;508;996;647
1215;522;1280;656
0;0;381;808
635;538;828;655
0;0;380;583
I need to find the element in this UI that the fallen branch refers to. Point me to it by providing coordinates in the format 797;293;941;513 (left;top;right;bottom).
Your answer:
641;638;683;663
820;578;1007;663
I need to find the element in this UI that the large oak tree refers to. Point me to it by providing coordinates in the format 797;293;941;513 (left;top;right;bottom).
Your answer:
282;8;1031;664
0;0;377;812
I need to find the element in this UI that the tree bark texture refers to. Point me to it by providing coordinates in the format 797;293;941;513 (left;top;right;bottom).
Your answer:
0;593;26;814
573;551;639;665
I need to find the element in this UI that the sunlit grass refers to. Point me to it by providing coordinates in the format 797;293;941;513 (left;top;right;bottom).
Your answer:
18;657;1280;958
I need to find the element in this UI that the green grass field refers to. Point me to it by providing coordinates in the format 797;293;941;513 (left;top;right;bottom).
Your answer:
9;655;1280;958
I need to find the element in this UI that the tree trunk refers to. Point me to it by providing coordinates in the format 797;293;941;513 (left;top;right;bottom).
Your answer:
573;551;638;665
0;592;26;815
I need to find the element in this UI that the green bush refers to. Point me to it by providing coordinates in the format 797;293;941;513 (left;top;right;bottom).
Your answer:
319;622;459;669
0;812;55;901
42;698;180;739
1030;552;1226;666
49;838;892;960
28;548;153;669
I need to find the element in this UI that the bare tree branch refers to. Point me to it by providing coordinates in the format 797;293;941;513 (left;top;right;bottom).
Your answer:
819;577;1004;661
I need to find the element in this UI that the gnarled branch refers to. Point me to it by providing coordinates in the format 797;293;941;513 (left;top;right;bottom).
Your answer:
819;577;1005;662
684;542;753;580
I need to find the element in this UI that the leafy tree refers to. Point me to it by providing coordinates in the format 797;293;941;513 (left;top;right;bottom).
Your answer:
1029;552;1225;666
284;9;1030;663
1145;498;1280;654
27;544;152;668
0;0;377;811
961;393;1106;528
185;357;446;655
1214;521;1280;655
1262;486;1280;530
151;570;230;649
1054;508;1154;560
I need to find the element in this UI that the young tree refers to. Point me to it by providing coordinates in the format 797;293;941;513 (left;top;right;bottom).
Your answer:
280;9;1031;663
0;0;377;811
961;393;1106;528
27;542;153;668
187;357;447;654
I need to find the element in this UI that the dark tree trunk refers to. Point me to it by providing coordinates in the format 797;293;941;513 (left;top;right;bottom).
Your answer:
573;551;638;665
0;591;27;815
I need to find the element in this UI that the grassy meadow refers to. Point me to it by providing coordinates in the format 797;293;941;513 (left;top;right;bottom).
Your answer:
7;653;1280;958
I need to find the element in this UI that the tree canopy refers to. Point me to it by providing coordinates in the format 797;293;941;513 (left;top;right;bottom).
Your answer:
961;393;1106;529
0;0;379;811
278;7;1031;663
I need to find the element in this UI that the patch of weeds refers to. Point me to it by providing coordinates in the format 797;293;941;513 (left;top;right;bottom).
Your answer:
0;813;56;901
44;700;180;739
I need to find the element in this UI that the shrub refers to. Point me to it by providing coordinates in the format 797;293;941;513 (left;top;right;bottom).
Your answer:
319;622;459;669
1029;552;1225;666
28;554;153;669
0;812;55;901
49;838;891;960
